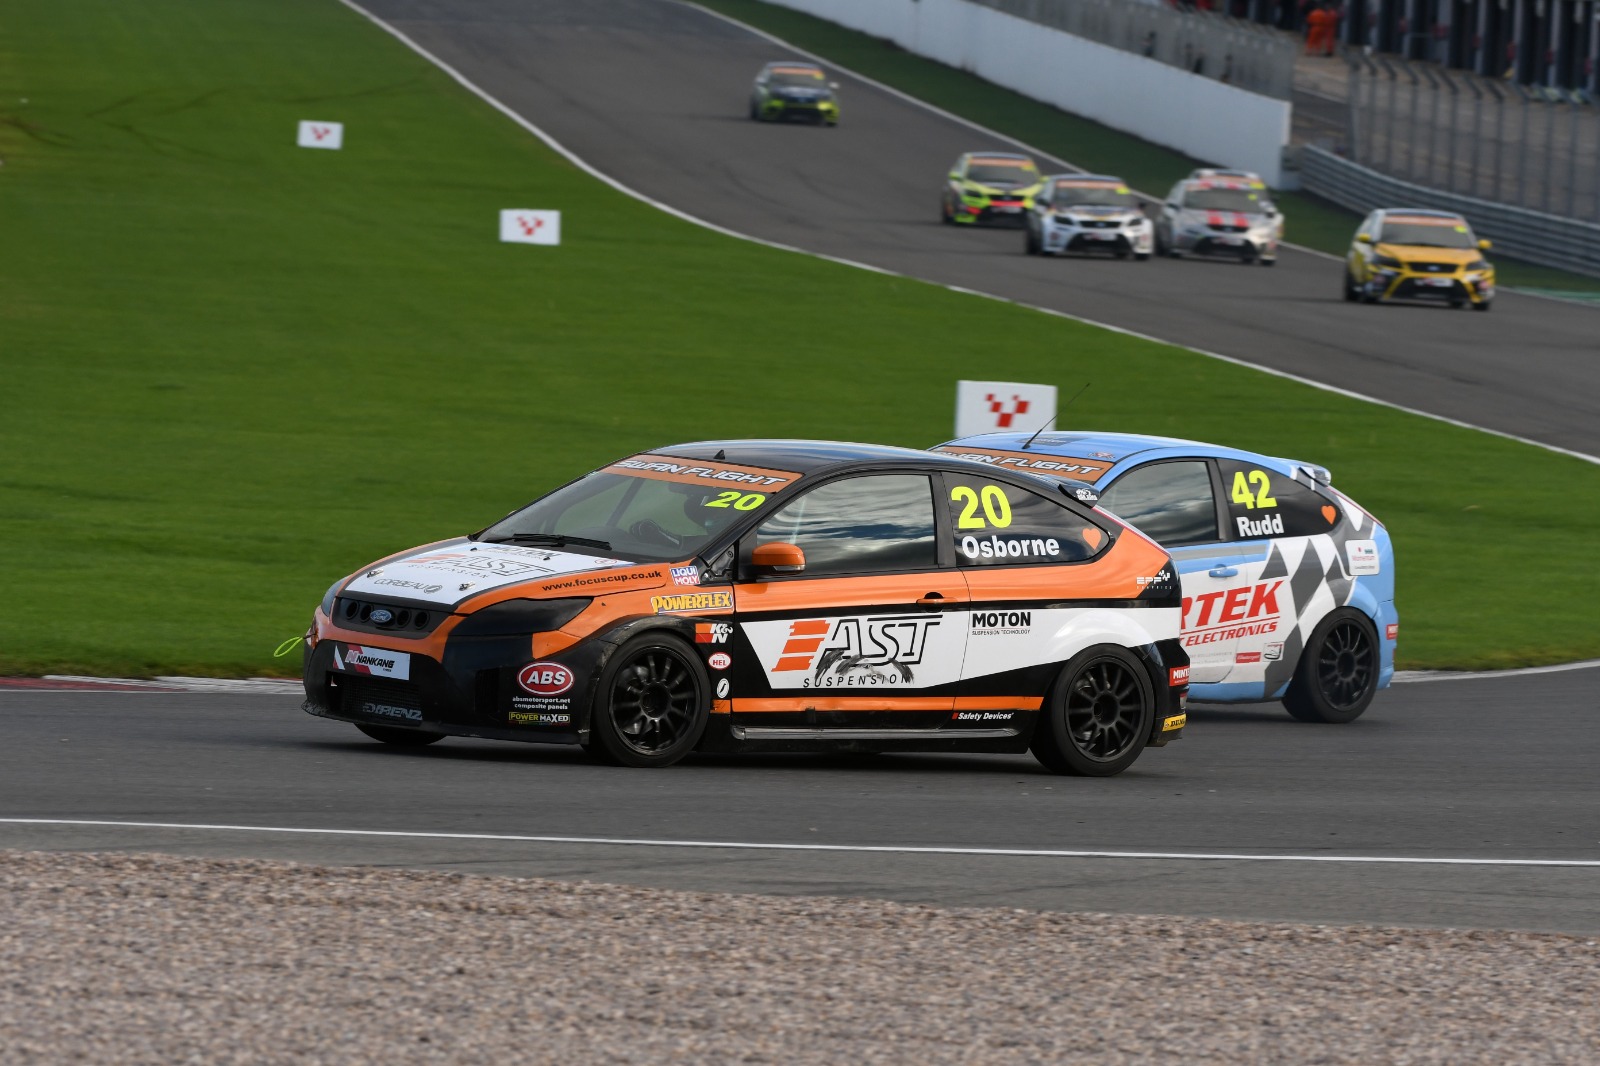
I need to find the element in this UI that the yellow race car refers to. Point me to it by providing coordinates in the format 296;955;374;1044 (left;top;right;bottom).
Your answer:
1344;209;1495;311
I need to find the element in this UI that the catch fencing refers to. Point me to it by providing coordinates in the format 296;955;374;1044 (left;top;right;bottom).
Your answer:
970;0;1297;99
1345;53;1600;224
1299;145;1600;277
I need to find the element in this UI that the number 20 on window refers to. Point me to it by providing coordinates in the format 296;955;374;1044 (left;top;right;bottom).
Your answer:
950;485;1012;529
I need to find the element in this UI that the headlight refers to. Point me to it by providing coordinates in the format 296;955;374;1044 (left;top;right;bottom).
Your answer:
320;579;344;618
450;597;593;639
1374;254;1403;269
1466;259;1489;271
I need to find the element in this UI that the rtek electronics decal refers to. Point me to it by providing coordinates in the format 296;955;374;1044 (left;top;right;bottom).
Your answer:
332;644;411;681
606;454;802;491
933;446;1114;482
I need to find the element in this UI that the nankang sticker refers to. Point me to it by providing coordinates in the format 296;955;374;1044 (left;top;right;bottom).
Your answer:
332;644;410;681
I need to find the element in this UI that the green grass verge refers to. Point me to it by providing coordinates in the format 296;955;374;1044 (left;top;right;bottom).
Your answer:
1;0;1595;676
692;0;1600;294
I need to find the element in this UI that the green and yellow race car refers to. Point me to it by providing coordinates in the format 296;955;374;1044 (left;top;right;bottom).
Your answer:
748;61;839;126
942;152;1045;226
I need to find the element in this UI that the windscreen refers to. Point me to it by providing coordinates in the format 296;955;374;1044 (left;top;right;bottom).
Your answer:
1379;217;1476;248
1053;181;1137;208
768;68;825;87
1184;186;1270;213
966;160;1040;186
479;455;801;563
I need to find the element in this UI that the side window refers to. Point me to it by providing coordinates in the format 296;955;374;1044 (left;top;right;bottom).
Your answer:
943;474;1106;566
1217;459;1339;539
753;474;937;577
1097;461;1219;546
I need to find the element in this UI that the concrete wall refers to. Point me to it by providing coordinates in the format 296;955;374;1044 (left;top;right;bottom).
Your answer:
761;0;1292;187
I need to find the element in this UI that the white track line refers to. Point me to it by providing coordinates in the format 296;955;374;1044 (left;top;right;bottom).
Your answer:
4;818;1597;867
1394;659;1600;683
333;0;1599;467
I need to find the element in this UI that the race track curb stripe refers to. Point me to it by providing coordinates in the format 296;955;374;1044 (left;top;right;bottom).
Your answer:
332;0;1599;467
3;817;1598;868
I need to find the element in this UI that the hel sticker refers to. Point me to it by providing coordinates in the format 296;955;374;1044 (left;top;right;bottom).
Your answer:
651;591;733;613
332;644;410;681
1162;714;1187;732
707;652;731;671
1346;540;1381;576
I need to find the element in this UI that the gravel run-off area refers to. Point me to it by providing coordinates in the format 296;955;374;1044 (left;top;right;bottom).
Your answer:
1;851;1597;1064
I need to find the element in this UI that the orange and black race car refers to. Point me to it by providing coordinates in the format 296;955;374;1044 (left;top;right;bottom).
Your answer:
302;441;1189;776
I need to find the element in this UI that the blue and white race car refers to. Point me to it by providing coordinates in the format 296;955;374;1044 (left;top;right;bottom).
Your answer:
934;432;1395;722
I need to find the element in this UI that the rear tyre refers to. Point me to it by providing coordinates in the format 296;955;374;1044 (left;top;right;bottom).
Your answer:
585;634;710;767
1134;252;1151;261
1025;226;1041;255
1030;646;1154;777
1283;609;1380;724
355;723;445;746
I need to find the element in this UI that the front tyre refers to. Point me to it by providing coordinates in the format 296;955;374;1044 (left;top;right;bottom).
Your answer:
1030;646;1154;777
1472;299;1492;312
586;634;710;767
1283;609;1380;724
356;723;445;746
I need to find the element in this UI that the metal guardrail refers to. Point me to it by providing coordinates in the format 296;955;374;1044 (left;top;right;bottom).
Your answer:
972;0;1296;99
1299;145;1600;278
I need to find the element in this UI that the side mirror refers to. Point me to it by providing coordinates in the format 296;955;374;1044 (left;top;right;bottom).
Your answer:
751;542;805;575
1478;238;1492;250
1356;233;1373;244
1164;201;1179;210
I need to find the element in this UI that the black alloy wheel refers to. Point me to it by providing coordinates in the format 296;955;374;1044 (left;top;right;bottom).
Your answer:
1283;609;1379;724
355;723;446;746
587;635;710;767
1031;646;1154;777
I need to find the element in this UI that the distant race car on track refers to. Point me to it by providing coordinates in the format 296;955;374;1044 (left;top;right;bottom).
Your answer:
934;432;1395;723
942;152;1045;226
749;61;839;125
1156;175;1282;265
303;441;1190;775
1344;208;1495;311
1025;174;1153;260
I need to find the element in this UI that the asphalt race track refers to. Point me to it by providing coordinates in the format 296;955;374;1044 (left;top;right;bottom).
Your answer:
355;0;1600;457
6;1;1595;936
3;670;1597;933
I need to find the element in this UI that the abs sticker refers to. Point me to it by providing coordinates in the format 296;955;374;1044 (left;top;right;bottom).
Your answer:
517;662;574;695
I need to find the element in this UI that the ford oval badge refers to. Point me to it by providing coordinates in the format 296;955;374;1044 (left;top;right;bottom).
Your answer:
369;608;394;625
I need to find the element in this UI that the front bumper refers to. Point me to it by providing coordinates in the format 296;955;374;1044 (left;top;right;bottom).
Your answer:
1174;228;1276;259
760;99;838;123
956;197;1031;225
1044;220;1153;256
1367;271;1493;304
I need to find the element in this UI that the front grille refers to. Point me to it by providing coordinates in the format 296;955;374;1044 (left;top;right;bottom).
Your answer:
1208;223;1248;233
1413;262;1456;274
337;676;425;724
334;597;443;636
1081;219;1121;229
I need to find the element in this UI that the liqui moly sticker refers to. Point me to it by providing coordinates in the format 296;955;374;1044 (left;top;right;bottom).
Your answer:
297;121;343;149
333;644;410;680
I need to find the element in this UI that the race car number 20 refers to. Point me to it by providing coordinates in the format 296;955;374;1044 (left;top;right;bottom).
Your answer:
950;485;1012;529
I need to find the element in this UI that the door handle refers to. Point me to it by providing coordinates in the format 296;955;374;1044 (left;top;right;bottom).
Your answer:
1208;566;1238;578
916;592;946;605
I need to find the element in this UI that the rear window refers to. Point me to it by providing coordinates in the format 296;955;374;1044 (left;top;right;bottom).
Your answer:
1217;459;1340;539
942;474;1107;566
1098;461;1219;546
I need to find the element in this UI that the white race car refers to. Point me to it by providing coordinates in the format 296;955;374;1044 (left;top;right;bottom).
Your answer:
1025;174;1153;260
1156;175;1282;266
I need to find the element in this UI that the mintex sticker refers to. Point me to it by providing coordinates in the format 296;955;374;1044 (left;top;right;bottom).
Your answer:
1346;540;1381;576
333;644;410;680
